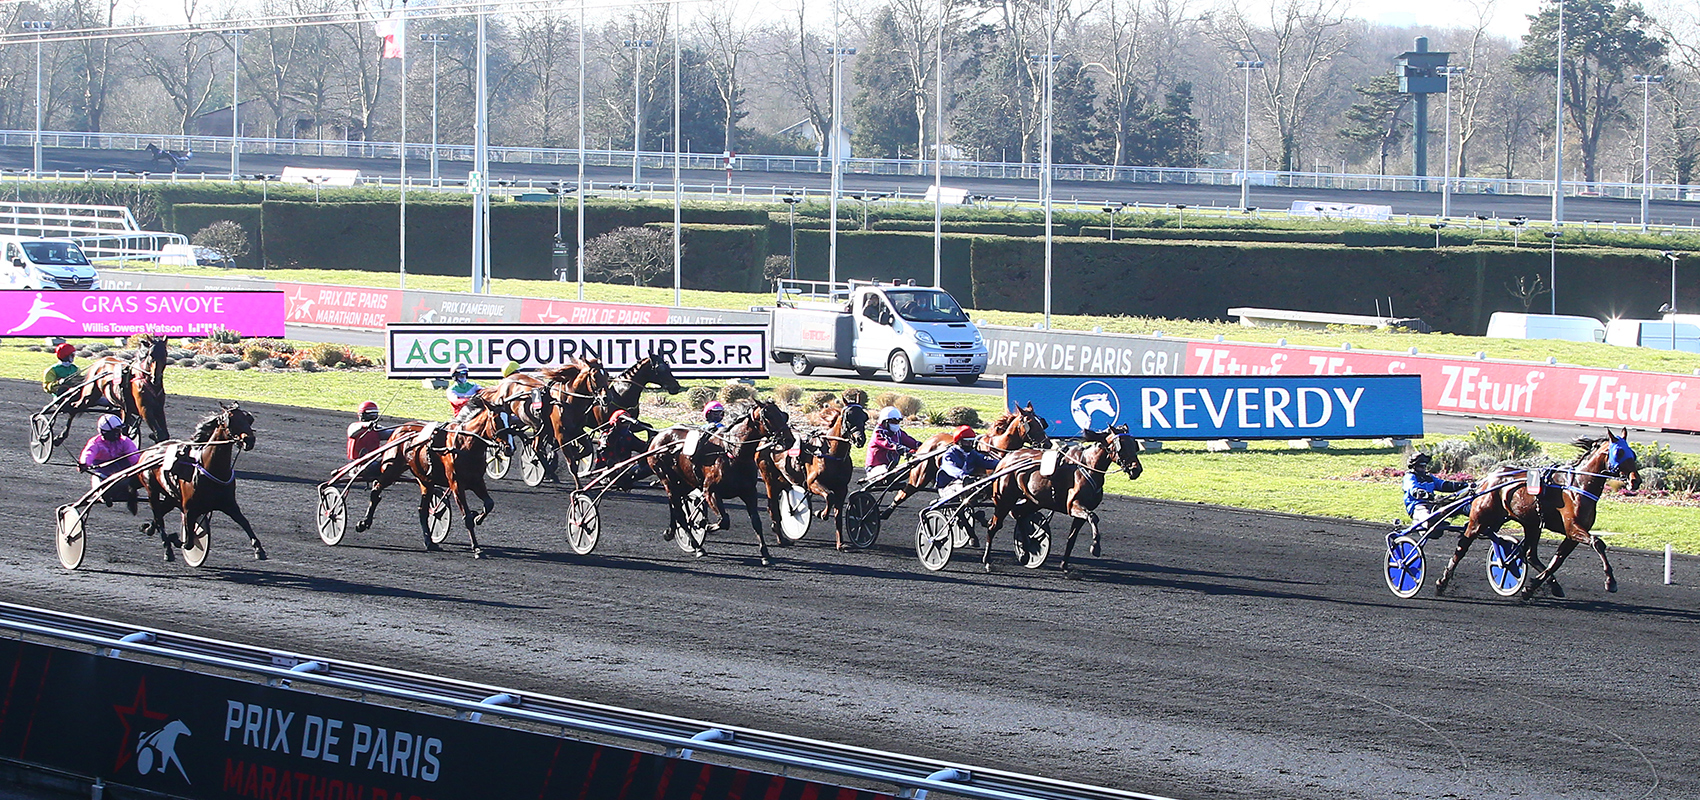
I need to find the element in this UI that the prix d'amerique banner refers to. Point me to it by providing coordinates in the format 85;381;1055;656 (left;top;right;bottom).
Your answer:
386;323;768;379
1006;374;1425;440
0;638;892;800
0;291;285;338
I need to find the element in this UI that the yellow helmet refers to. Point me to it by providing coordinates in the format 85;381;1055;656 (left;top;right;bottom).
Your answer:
502;360;521;377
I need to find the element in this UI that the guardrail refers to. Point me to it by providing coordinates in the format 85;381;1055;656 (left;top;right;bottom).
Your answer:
0;601;1176;800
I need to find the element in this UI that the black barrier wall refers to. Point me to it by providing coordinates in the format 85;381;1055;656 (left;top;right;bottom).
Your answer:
0;639;889;800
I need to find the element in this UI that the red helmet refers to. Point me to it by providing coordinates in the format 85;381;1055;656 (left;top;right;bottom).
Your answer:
951;425;976;443
609;409;630;426
54;343;75;360
358;400;379;420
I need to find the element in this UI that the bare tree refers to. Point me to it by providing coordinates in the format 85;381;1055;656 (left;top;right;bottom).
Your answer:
1448;0;1503;178
776;0;830;152
68;0;123;131
584;226;675;285
696;0;760;153
1082;0;1146;166
1218;0;1354;171
133;0;220;134
509;11;576;147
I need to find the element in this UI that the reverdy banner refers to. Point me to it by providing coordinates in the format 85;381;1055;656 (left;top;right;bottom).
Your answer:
0;639;890;800
386;324;768;379
0;291;284;338
1006;374;1424;439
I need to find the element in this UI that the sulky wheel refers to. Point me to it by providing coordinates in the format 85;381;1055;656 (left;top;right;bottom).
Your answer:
674;490;709;556
845;491;880;549
485;446;512;481
916;509;955;571
564;492;600;555
317;486;348;545
950;510;975;549
1013;511;1052;569
180;513;213;568
427;489;453;544
778;486;812;542
1384;534;1425;599
1485;536;1529;597
518;440;547;487
29;415;54;464
54;505;87;570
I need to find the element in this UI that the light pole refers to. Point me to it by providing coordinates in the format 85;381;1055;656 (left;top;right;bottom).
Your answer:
1235;60;1264;212
1034;7;1060;330
1633;74;1663;233
471;8;490;294
1662;250;1681;350
781;195;800;280
826;36;856;289
1546;230;1562;313
625;38;654;186
932;0;948;289
24;21;52;175
671;0;681;308
229;29;248;180
1509;216;1527;247
420;32;448;184
1438;65;1464;219
576;0;586;300
544;183;575;241
1102;202;1124;240
1547;0;1565;225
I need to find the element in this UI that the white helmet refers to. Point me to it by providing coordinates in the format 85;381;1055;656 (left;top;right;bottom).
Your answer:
98;414;125;433
879;406;902;424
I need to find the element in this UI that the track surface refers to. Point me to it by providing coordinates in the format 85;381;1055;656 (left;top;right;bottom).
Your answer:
3;379;1697;800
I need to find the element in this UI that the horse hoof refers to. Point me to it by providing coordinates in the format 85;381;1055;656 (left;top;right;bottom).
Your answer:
1604;577;1617;593
162;548;174;563
253;548;267;561
983;563;993;573
1090;544;1102;558
424;543;443;552
759;557;772;567
471;549;484;559
354;522;372;533
1433;582;1447;597
835;543;849;552
662;529;677;542
1549;581;1566;599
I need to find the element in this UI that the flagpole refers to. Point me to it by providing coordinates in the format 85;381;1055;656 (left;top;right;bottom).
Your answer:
577;0;587;301
398;1;408;289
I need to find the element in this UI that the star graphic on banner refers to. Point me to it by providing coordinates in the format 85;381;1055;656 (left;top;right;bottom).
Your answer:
535;302;568;324
285;287;314;321
409;297;435;322
113;679;168;773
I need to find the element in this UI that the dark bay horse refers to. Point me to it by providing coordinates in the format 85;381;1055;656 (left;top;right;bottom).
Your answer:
882;402;1050;518
760;403;869;549
648;400;794;565
356;397;503;557
1437;428;1640;599
983;425;1143;572
136;403;264;563
55;339;171;446
480;359;609;472
589;355;683;428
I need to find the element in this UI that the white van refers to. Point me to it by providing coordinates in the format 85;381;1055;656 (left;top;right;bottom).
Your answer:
770;279;989;384
1604;318;1700;352
0;237;100;290
1484;312;1605;343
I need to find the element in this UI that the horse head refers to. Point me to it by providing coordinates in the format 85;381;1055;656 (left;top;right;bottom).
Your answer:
223;402;257;451
130;370;170;443
1107;424;1143;480
1596;427;1640;491
840;403;869;448
1010;401;1049;448
642;356;684;394
750;399;794;451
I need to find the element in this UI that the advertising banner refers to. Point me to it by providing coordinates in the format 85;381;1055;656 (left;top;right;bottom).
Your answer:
281;283;403;329
0;638;891;800
0;291;284;338
387;323;768;379
1187;341;1700;431
979;325;1187;377
1007;374;1424;440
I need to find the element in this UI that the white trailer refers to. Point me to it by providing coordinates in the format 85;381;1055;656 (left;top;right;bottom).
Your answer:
769;279;988;385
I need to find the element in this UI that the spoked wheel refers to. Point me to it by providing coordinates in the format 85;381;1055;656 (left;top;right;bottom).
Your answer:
180;513;213;568
534;438;559;481
28;415;54;464
317;486;348;545
778;486;811;542
54;505;87;570
485;446;512;481
674;490;709;556
845;491;880;549
427;488;453;544
1485;536;1529;597
951;510;976;549
518;440;547;487
916;509;955;571
564;492;600;555
1384;534;1425;599
1013;511;1052;569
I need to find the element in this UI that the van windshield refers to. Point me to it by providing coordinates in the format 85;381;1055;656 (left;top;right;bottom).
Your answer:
21;242;90;266
886;290;968;323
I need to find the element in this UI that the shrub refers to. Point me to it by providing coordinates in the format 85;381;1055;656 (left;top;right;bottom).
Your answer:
875;391;898;410
217;353;240;364
266;357;291;369
273;342;296;355
645;390;674;407
126;334;156;349
807;391;836;409
205;327;242;345
244;347;269;364
583;226;675;286
840;387;869;407
944;406;982;426
719;382;759;404
1636;467;1666;491
1664;464;1700;493
685;385;717;410
1465;453;1503;475
1422;438;1478;474
893;395;924;418
191;220;251;263
1467;423;1543;463
923;409;948;426
299;359;319;372
201;361;221;370
1630;441;1676;471
314;344;346;367
772;384;803;405
763;254;790;285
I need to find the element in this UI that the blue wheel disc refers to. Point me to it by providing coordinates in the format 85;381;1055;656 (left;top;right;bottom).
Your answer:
1486;537;1528;597
1385;535;1425;598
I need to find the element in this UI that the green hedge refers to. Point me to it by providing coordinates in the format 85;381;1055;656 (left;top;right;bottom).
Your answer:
168;204;264;270
1076;227;1348;244
872;219;1076;237
641;223;768;291
791;230;973;299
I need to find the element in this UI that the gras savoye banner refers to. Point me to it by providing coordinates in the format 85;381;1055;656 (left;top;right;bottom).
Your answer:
0;291;285;338
1006;374;1425;440
386;323;768;379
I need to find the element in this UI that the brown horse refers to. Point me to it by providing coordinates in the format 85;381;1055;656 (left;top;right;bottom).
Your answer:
355;396;503;557
481;359;609;472
647;399;794;565
760;403;870;549
982;425;1144;572
53;339;171;446
136;403;264;563
1437;428;1640;599
589;355;684;428
882;402;1050;518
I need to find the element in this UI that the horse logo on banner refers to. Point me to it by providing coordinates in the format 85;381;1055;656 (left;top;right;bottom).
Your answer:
1070;380;1120;431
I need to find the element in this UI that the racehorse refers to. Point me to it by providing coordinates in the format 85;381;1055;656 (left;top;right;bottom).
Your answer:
55;339;171;446
982;425;1143;572
355;396;503;557
589;355;684;428
760;403;869;549
136;403;265;563
648;399;794;565
480;359;609;474
881;402;1050;518
1437;428;1640;599
144;143;188;171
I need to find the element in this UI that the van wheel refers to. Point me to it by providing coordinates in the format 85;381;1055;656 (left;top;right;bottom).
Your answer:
955;375;979;386
888;352;914;383
856;367;877;377
790;354;815;376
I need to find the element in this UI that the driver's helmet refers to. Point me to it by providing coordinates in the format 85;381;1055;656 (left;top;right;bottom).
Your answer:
878;406;902;426
1406;451;1432;471
358;400;380;421
951;425;976;443
609;409;630;427
502;360;521;377
98;414;125;434
703;400;725;421
54;342;75;360
452;363;470;379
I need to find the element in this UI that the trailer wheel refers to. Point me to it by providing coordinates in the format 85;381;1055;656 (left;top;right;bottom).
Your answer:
790;353;815;376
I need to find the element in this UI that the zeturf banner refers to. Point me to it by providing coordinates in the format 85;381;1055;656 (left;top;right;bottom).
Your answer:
0;291;284;338
387;323;768;379
0;638;891;800
1187;342;1700;431
1006;374;1424;439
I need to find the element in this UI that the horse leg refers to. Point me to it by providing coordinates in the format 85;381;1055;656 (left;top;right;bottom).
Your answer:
415;486;443;552
740;488;772;566
222;504;266;560
1087;510;1103;557
1522;537;1581;600
355;472;395;533
1057;515;1088;573
1588;535;1616;593
461;486;484;560
1435;521;1488;597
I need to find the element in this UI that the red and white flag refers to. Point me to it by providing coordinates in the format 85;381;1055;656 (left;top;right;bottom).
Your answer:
375;15;405;59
